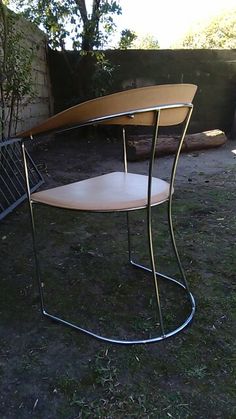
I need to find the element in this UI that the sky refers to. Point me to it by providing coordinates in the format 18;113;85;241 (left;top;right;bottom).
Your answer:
110;0;236;47
8;0;236;48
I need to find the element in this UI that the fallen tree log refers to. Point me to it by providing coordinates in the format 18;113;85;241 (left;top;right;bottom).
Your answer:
127;129;227;161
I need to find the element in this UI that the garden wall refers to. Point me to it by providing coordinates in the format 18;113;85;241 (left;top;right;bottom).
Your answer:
49;49;236;135
13;16;52;134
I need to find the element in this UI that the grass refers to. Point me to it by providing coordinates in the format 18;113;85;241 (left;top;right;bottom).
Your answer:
0;141;235;418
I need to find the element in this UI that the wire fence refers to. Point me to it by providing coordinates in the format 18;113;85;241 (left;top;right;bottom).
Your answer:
0;137;43;220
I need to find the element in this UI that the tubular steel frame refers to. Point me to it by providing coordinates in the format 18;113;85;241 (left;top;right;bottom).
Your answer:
21;103;196;345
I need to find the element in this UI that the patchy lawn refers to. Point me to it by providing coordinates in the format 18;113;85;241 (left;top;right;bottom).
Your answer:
0;134;235;418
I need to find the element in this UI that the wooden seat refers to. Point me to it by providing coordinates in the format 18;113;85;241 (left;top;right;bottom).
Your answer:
31;172;171;211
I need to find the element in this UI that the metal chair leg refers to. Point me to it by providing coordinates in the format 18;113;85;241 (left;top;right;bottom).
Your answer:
26;204;194;345
125;205;195;342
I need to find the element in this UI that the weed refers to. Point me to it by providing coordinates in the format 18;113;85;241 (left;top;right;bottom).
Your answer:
186;365;208;379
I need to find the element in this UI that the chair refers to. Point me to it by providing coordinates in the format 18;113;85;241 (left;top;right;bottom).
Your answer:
19;84;197;344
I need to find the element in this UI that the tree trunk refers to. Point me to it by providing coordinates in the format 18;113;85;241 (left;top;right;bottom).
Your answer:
76;0;101;51
127;130;227;161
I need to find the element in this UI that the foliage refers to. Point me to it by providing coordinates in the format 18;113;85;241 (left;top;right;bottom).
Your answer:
118;31;160;50
118;29;137;49
90;52;116;97
0;2;35;139
8;0;122;51
181;9;236;48
134;33;160;49
6;1;124;102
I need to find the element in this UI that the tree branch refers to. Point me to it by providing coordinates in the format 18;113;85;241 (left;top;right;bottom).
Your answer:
75;0;88;25
92;0;101;19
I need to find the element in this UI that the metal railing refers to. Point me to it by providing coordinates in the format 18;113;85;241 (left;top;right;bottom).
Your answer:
0;137;43;220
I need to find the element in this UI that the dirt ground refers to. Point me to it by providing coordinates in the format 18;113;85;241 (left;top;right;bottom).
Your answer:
0;133;235;418
32;131;236;188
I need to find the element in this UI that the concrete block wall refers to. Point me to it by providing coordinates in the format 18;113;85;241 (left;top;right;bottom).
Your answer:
49;49;236;135
11;14;52;136
107;50;236;134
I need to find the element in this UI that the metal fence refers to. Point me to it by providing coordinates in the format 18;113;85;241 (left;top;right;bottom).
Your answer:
0;137;43;220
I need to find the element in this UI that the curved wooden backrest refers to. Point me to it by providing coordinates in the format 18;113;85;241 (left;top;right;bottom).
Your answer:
17;84;197;138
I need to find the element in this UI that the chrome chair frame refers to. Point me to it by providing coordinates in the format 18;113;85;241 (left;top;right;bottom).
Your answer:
21;103;196;345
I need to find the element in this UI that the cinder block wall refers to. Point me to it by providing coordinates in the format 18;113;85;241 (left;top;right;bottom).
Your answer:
107;50;236;134
10;18;236;137
13;16;52;135
49;49;236;134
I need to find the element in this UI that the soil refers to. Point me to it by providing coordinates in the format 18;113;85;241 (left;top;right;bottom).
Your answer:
32;131;236;188
0;133;235;418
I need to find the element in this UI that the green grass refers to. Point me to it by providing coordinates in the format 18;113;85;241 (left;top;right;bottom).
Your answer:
0;167;235;418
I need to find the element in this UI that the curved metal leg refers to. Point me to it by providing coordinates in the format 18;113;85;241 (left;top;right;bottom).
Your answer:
21;142;45;315
27;205;194;345
27;195;195;345
146;205;165;337
42;280;195;344
168;197;191;294
125;206;195;343
126;212;132;263
29;202;46;315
